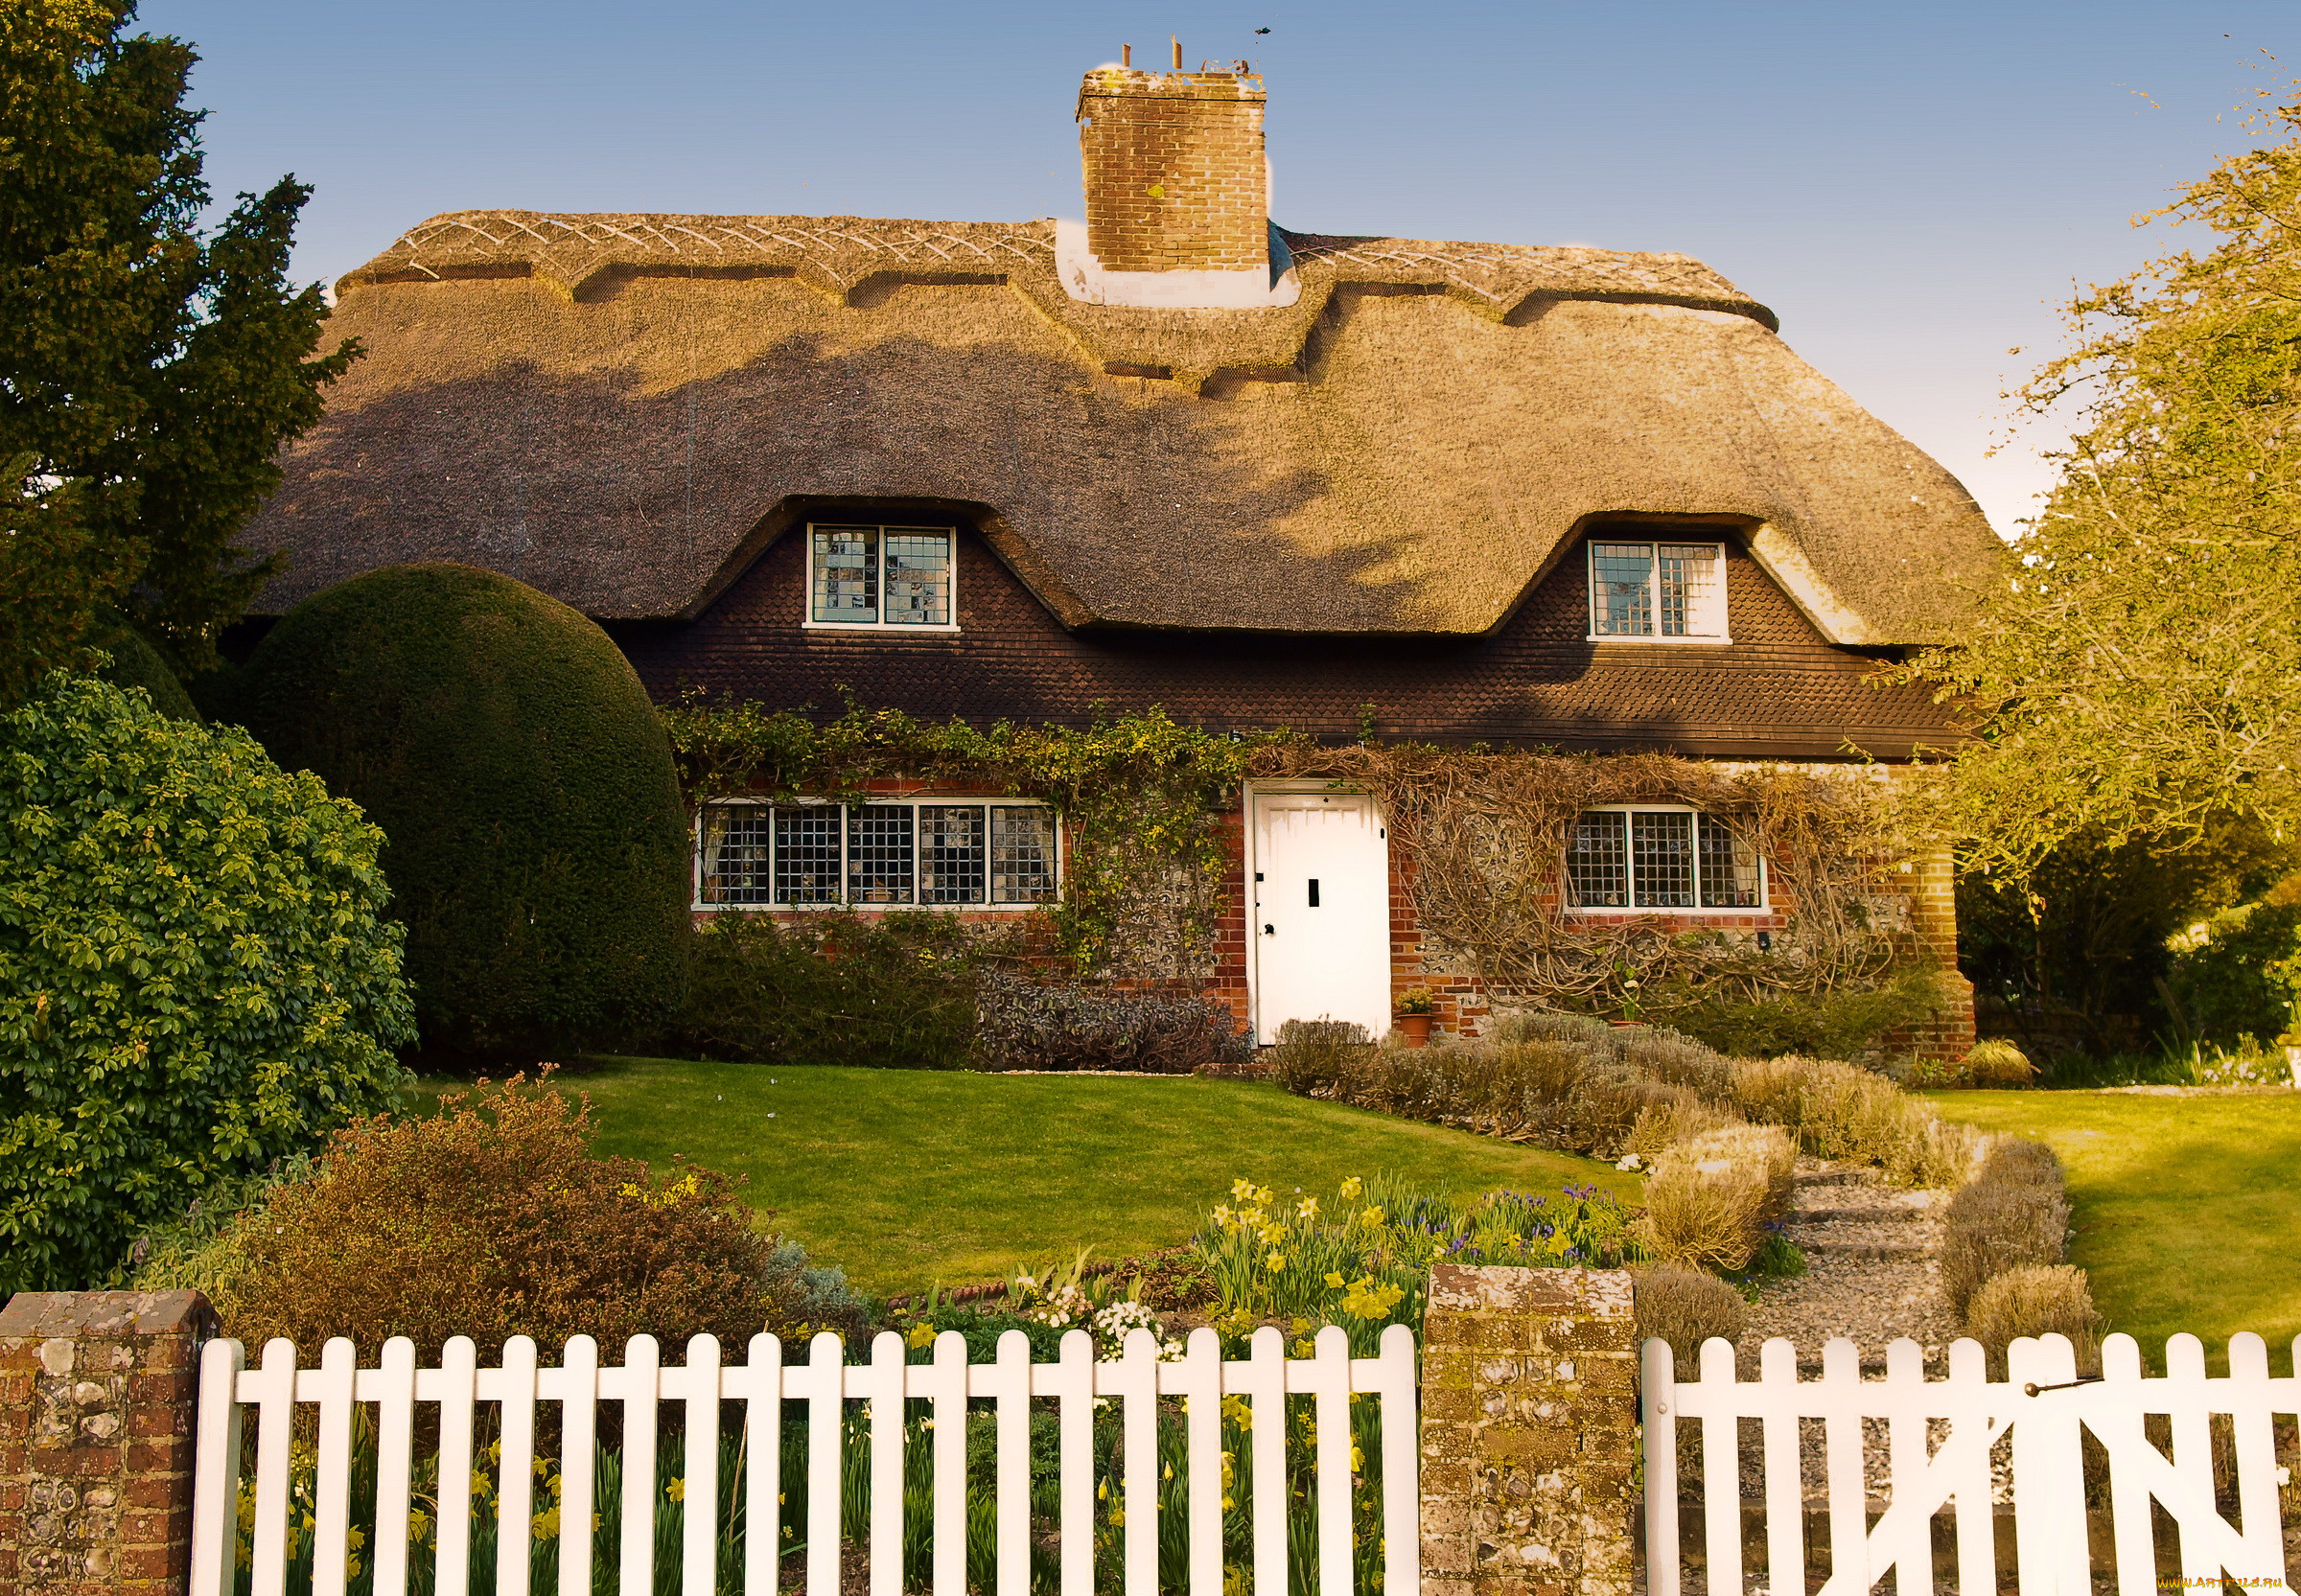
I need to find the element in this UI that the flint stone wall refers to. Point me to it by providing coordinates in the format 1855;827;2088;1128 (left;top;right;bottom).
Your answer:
1420;1265;1639;1596
0;1293;217;1596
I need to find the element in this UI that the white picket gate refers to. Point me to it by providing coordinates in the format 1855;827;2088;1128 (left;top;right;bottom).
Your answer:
1642;1331;2300;1596
187;1323;1419;1596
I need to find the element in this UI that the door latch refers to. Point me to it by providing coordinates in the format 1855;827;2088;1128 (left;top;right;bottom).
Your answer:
1263;924;1274;936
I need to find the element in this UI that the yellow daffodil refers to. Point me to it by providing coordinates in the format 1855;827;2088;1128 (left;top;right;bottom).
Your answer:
1338;1176;1363;1200
1265;1251;1288;1271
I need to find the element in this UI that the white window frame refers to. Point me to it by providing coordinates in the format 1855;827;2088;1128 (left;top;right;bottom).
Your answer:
693;797;1058;911
801;522;961;633
1585;537;1732;643
1561;802;1767;915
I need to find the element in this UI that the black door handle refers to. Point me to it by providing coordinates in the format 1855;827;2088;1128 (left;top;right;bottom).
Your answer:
1263;924;1274;936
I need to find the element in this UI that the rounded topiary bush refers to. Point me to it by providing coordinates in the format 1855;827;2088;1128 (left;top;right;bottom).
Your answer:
93;626;199;721
238;564;689;1055
0;672;414;1291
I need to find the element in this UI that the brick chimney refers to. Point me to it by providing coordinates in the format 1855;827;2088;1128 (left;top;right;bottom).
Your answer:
1077;54;1268;277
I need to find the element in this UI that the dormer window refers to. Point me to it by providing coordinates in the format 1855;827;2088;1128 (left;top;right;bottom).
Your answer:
1588;539;1728;641
806;524;957;630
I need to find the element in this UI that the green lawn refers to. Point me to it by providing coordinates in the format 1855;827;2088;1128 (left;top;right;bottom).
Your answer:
435;1058;1634;1299
1927;1089;2301;1358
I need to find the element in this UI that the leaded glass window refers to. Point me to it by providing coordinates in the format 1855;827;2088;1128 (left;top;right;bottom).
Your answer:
1587;539;1727;637
774;806;844;904
1565;811;1629;908
1630;810;1695;909
991;806;1057;904
810;527;878;623
806;524;956;628
1566;807;1765;912
848;805;916;904
697;805;774;905
698;799;1057;908
919;805;987;904
1696;814;1761;908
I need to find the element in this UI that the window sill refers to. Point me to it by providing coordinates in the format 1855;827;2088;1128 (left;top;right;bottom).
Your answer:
1564;905;1769;917
802;620;962;635
1584;634;1733;645
694;900;1052;913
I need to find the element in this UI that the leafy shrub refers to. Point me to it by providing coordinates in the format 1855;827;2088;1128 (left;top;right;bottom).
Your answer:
1613;1027;1734;1096
1941;1173;2070;1318
973;972;1252;1073
1667;968;1949;1058
674;910;986;1069
166;1075;869;1358
1619;1091;1741;1161
1633;1264;1748;1376
236;564;690;1056
2164;900;2301;1047
1490;1010;1618;1050
1964;1264;2104;1376
0;673;413;1291
1963;1039;2037;1088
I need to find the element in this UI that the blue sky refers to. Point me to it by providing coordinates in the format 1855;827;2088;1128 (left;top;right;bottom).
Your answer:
145;0;2299;536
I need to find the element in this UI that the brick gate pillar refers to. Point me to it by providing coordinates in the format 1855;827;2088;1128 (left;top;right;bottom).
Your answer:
0;1292;218;1596
1418;1265;1639;1596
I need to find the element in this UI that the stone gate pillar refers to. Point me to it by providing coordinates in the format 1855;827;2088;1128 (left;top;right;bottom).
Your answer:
1418;1265;1639;1596
0;1292;218;1596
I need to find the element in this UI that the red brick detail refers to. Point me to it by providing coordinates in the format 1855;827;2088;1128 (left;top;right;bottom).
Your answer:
1078;68;1267;274
0;1292;218;1596
1877;846;1977;1062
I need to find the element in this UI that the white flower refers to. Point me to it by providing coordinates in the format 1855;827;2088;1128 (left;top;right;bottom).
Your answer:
1615;1153;1643;1171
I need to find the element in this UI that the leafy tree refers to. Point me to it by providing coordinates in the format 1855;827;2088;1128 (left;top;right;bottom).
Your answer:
0;672;414;1291
0;0;355;693
1908;90;2301;879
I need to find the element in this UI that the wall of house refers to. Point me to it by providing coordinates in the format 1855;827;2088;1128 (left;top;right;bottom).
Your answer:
613;520;1960;760
658;521;1973;1058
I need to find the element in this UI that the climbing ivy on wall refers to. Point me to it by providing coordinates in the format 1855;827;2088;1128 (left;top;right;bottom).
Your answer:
659;694;1286;977
660;695;1939;1021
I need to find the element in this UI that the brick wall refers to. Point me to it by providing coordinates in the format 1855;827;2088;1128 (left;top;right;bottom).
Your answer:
0;1292;215;1596
1879;845;1978;1062
1078;67;1267;273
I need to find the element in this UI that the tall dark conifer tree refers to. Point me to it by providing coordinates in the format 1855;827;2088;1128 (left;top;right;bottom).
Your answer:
0;0;356;693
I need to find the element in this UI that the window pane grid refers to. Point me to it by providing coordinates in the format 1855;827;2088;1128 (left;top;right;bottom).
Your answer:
1590;544;1655;636
810;527;878;623
1657;544;1720;636
882;530;952;626
919;805;987;904
773;806;843;904
847;805;916;904
991;806;1057;904
1630;811;1695;909
709;801;1053;908
699;807;774;905
1698;814;1762;908
1569;807;1763;912
1565;811;1629;908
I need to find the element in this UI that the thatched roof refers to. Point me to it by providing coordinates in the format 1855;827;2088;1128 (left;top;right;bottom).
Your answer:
247;208;2005;642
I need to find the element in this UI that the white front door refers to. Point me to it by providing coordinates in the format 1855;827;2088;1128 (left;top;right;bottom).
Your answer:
1249;789;1392;1041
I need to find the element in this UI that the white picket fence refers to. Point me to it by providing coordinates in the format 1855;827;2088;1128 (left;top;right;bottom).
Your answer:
1643;1330;2301;1596
188;1323;1420;1596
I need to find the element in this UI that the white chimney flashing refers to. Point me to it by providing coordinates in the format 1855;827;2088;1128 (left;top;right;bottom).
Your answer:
1055;219;1301;309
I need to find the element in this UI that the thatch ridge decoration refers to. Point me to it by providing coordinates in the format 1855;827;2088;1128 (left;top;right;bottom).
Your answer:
253;208;2006;640
338;210;1779;386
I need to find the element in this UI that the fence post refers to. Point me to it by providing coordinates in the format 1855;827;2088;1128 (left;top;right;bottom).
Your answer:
1418;1265;1639;1596
0;1292;219;1596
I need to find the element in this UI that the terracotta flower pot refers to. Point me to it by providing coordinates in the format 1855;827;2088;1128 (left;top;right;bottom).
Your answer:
1394;1012;1433;1048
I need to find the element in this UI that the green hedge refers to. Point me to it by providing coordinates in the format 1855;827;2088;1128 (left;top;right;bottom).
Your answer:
238;564;690;1055
0;672;413;1289
94;625;199;721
